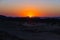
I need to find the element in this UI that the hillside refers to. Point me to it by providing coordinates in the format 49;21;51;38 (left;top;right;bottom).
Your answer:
0;15;60;40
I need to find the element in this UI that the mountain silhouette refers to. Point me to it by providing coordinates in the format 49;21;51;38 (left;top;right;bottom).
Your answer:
0;15;60;40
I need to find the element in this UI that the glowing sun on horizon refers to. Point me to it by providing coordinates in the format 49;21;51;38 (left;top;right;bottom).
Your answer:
27;12;34;17
20;7;40;17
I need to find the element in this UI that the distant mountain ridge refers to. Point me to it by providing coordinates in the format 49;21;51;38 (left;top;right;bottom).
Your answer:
0;15;60;22
0;15;60;32
0;15;60;40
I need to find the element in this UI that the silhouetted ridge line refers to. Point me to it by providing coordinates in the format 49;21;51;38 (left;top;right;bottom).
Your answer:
0;15;60;23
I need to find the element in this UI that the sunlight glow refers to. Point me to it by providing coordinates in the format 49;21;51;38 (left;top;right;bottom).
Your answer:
17;5;43;17
27;12;34;17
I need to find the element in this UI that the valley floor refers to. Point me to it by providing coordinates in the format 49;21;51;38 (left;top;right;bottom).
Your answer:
0;21;60;40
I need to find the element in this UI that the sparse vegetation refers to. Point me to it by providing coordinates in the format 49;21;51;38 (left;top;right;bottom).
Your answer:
0;31;24;40
0;15;60;40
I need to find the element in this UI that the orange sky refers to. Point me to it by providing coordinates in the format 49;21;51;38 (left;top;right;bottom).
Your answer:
0;0;60;17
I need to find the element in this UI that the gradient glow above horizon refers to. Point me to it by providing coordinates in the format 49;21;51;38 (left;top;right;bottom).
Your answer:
0;0;60;17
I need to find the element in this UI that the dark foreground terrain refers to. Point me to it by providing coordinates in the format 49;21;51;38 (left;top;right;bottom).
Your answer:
0;15;60;40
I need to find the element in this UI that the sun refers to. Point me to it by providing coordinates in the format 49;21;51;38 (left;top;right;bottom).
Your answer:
27;12;34;17
20;6;40;17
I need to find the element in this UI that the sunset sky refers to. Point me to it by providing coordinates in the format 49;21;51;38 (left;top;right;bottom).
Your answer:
0;0;60;17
